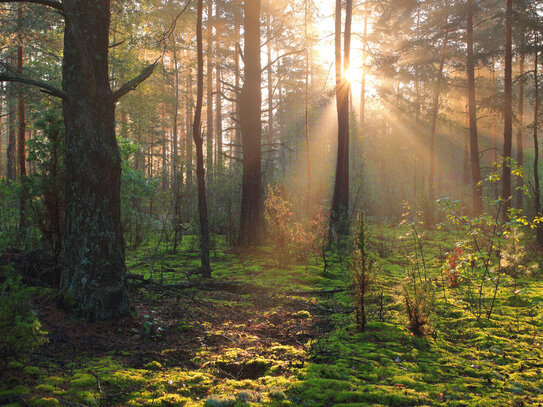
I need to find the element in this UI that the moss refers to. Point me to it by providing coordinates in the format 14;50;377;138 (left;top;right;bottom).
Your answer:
204;394;237;407
23;366;43;378
29;397;60;407
69;373;97;389
145;360;163;371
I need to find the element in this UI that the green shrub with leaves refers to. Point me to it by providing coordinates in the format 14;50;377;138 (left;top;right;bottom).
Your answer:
0;266;47;367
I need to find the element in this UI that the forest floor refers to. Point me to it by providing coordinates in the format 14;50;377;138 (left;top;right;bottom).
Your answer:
1;227;543;406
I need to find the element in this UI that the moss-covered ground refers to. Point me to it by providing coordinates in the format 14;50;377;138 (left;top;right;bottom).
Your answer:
1;226;542;406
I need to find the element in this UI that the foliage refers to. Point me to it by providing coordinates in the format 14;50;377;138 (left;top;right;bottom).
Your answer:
0;266;47;367
264;186;327;263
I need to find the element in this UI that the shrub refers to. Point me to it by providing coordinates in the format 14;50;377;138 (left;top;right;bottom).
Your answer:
264;186;327;263
402;278;435;336
0;266;47;368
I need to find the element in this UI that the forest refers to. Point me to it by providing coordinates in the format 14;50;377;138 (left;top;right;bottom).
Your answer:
1;0;543;405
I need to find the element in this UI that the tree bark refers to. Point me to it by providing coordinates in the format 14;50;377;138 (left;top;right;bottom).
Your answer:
7;84;16;181
239;0;263;245
60;0;130;320
502;0;513;213
466;0;483;214
331;0;352;231
193;0;212;276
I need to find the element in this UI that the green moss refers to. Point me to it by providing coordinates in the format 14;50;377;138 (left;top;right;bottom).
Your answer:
69;373;97;389
30;397;60;407
204;394;237;407
145;360;163;371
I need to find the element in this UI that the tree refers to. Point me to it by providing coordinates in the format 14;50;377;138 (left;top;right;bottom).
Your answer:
239;0;263;245
331;0;352;232
193;0;212;276
466;0;483;214
0;0;156;320
502;0;513;212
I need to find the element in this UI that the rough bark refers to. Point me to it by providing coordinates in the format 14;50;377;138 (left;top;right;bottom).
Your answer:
466;0;483;214
239;0;263;245
60;0;130;320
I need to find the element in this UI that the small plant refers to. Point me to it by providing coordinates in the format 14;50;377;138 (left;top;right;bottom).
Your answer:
351;213;376;332
443;247;463;288
402;277;435;336
0;266;48;368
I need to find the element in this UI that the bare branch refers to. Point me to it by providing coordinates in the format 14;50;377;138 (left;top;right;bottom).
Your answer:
112;61;158;102
261;49;304;72
0;0;64;15
0;72;66;99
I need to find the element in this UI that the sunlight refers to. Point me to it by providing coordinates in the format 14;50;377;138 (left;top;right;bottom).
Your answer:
344;67;358;83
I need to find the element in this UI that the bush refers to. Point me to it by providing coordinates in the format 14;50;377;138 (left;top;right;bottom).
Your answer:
402;278;435;336
264;186;327;263
0;266;47;368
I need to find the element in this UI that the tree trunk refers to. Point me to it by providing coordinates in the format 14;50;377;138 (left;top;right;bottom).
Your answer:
215;56;223;172
266;3;274;183
239;0;263;245
502;0;513;213
60;0;130;320
194;0;212;276
7;85;16;181
206;0;213;180
17;5;26;231
359;6;367;154
516;33;525;209
466;0;482;214
186;69;194;187
533;43;543;246
331;0;351;231
304;0;311;214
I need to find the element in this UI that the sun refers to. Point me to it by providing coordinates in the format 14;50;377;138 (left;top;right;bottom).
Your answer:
344;67;358;83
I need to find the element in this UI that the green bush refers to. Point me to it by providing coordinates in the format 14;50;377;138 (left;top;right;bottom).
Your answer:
0;266;47;367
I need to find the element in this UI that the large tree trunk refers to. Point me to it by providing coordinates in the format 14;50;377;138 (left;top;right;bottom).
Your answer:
193;0;212;276
7;80;16;181
466;0;482;214
331;0;352;231
239;0;263;245
60;0;130;320
502;0;513;213
304;0;311;214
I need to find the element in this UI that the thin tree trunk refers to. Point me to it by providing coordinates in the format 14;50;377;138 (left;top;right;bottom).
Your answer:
186;69;194;187
359;6;367;155
206;0;213;179
466;0;483;214
533;44;543;246
502;0;513;213
17;5;26;230
239;0;263;245
233;0;241;157
194;0;212;276
215;56;223;172
7;86;15;181
516;34;525;209
267;2;274;183
304;0;311;215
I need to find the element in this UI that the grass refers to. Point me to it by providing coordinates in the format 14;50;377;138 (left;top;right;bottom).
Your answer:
1;224;542;406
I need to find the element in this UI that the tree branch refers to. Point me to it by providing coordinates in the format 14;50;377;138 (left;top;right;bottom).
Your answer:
0;72;66;99
0;0;64;14
112;61;158;102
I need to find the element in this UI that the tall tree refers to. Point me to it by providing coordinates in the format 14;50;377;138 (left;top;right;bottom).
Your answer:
193;0;212;276
206;0;213;178
502;0;513;213
0;0;156;320
466;0;483;214
516;34;525;209
533;40;543;246
239;0;263;245
331;0;352;231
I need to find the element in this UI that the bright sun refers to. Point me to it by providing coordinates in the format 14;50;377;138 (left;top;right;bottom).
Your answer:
344;67;358;83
